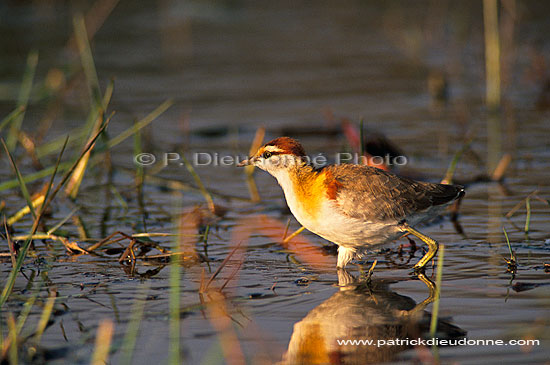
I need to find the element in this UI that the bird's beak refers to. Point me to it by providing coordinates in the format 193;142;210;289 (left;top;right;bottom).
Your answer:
237;156;255;167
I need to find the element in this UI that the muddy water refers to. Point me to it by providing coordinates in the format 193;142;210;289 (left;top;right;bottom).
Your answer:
1;1;550;364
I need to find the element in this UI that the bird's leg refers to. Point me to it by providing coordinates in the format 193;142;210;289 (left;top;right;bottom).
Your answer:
402;225;439;271
336;246;355;269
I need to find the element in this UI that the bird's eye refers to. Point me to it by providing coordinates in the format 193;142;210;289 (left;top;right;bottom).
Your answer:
263;151;272;159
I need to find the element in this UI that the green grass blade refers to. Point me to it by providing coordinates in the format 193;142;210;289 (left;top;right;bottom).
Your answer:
64;128;98;199
0;106;25;134
32;289;57;345
1;138;37;220
0;137;67;306
441;138;473;184
134;118;144;186
502;227;513;260
65;111;114;199
524;197;531;235
181;154;215;213
66;15;113;199
16;291;39;334
47;207;79;235
483;0;501;110
103;78;115;110
40;136;69;218
429;245;445;337
7;51;38;152
35;126;88;158
73;14;102;108
0;162;72;192
169;242;181;365
42;122;109;211
106;99;173;149
120;284;149;365
1;123;108;306
7;313;18;365
1;235;36;306
6;195;44;226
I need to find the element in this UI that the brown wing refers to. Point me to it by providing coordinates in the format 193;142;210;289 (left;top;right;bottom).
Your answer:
325;164;464;222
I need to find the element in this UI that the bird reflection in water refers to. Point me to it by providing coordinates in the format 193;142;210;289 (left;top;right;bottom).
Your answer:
282;271;465;364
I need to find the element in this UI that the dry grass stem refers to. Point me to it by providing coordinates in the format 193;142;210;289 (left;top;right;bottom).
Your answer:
90;319;114;365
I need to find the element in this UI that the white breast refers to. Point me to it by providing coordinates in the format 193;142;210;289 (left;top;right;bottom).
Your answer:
272;169;318;229
274;169;401;249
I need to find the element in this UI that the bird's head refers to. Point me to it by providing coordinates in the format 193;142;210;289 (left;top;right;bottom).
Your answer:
238;137;308;174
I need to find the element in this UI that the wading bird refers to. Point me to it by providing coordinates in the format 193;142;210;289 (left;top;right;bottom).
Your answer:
238;137;464;271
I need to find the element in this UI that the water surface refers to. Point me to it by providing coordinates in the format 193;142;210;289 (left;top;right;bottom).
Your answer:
1;1;550;364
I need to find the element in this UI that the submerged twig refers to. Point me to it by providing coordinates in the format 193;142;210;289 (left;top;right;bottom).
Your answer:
201;241;243;293
87;231;135;252
220;258;244;292
505;190;538;219
281;219;291;241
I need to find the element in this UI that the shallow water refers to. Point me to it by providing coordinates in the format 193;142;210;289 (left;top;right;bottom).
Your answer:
1;1;550;364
